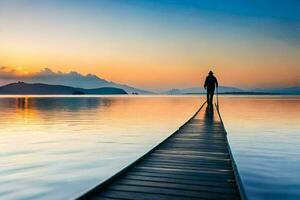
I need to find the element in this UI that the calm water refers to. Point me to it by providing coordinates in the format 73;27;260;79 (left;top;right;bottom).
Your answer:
0;96;201;200
219;96;300;200
0;95;299;200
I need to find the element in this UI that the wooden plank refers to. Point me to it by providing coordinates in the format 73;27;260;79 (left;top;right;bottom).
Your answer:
139;160;232;169
95;190;199;200
134;166;234;177
160;138;226;143
154;154;232;161
158;145;228;149
114;179;237;194
131;168;235;181
153;149;230;157
139;154;229;163
146;159;231;166
106;185;239;200
126;171;236;183
151;152;230;160
90;197;123;200
136;164;233;174
165;138;227;142
121;174;236;188
76;103;242;200
157;147;230;154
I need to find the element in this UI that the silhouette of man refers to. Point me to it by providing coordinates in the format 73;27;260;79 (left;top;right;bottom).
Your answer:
204;70;218;105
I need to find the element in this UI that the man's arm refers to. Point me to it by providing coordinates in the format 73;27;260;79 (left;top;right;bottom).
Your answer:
215;77;218;88
204;77;207;89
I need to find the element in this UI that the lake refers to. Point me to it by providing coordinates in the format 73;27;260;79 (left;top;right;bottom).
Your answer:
0;95;299;200
219;96;300;200
0;95;201;200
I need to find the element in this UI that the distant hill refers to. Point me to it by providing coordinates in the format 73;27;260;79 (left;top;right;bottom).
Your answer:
162;86;300;95
0;82;127;95
162;86;244;94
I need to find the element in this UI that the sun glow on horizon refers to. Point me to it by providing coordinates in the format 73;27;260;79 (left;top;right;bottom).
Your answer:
0;1;299;90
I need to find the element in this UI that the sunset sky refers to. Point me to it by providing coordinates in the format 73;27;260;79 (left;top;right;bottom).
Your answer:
0;0;299;91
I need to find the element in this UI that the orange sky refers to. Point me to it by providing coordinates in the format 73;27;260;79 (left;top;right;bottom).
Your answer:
1;38;298;90
0;1;299;91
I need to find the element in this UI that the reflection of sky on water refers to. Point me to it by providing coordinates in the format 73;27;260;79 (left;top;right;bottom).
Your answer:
1;95;299;200
0;95;201;200
0;97;112;111
219;96;300;200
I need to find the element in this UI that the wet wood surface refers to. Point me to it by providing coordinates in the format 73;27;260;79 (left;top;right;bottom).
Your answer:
77;104;241;200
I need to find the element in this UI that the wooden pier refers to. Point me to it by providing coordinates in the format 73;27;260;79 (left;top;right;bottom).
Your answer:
77;103;244;200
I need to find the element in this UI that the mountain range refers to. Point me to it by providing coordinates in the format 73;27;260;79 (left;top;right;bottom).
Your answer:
162;86;244;94
0;82;127;95
1;82;299;95
0;68;152;94
163;86;300;94
249;87;300;94
0;68;299;95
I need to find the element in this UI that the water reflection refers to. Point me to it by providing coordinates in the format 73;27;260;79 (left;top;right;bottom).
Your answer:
0;96;201;200
219;96;300;200
204;105;214;125
1;95;299;200
0;97;114;111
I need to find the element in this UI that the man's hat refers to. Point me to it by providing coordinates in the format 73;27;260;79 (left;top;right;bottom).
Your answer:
208;70;214;75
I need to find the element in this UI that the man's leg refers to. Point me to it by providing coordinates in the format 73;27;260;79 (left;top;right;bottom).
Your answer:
207;91;209;104
210;90;214;105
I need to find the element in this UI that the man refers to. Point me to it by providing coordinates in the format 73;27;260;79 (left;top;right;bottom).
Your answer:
204;70;218;105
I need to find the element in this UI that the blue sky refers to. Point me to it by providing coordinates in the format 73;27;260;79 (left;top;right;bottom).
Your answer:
0;0;299;90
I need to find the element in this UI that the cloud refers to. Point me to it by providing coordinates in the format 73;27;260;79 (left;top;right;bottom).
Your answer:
0;67;110;88
0;66;20;79
0;66;151;93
